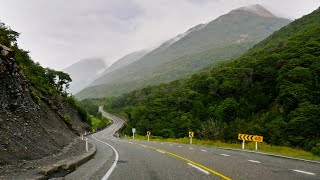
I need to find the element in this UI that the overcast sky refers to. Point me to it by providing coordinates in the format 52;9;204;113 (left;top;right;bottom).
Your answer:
0;0;319;70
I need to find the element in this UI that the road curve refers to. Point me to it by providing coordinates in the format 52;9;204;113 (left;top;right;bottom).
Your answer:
65;109;320;180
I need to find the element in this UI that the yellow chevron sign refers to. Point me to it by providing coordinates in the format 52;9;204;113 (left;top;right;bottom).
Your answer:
238;134;263;142
147;131;151;136
189;131;194;138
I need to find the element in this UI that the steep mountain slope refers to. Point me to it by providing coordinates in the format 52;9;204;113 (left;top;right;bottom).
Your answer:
77;4;291;99
0;23;90;165
101;49;149;75
63;58;107;94
104;7;320;153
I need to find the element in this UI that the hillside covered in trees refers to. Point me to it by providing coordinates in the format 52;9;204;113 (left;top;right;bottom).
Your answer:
76;5;290;99
104;7;320;155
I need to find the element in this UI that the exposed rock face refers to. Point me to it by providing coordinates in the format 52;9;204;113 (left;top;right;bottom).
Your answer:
0;44;89;165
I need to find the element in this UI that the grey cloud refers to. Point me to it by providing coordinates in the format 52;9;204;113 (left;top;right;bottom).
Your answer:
0;0;319;70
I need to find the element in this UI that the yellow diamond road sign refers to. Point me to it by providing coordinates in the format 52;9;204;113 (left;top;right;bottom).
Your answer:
189;131;194;138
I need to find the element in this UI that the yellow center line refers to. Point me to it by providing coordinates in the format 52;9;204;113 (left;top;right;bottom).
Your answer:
129;141;232;180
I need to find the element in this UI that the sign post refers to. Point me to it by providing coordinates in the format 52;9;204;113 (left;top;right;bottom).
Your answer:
147;131;151;142
132;128;136;140
238;133;263;150
85;138;88;152
242;140;245;150
189;131;194;144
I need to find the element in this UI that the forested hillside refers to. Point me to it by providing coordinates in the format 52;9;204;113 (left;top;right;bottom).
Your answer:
104;7;320;154
76;5;290;99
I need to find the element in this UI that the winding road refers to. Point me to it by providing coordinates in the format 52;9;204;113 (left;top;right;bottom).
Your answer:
65;109;320;180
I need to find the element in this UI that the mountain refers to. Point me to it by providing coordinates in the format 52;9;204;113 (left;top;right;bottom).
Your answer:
101;49;149;75
76;4;291;99
63;58;107;94
104;7;320;154
0;23;91;166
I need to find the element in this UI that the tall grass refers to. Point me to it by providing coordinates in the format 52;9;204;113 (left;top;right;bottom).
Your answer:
125;134;320;161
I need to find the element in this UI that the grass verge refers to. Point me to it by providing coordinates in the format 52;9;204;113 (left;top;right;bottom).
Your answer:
124;134;320;161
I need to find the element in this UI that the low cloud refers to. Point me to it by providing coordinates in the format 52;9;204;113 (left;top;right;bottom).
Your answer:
0;0;319;70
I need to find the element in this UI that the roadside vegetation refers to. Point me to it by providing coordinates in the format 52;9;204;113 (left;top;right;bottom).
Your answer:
126;134;320;161
1;22;108;130
104;8;320;156
78;99;111;131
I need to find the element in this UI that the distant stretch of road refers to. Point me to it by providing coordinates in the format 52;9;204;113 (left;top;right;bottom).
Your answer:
66;109;320;180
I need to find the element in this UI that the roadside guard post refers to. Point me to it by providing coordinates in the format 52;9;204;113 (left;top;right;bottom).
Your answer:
189;131;194;144
132;128;136;140
238;134;263;150
147;131;151;142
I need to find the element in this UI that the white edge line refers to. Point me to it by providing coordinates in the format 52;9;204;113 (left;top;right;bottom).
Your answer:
178;146;182;148
213;146;320;164
248;160;261;163
292;169;316;175
187;163;210;175
157;150;165;154
201;150;207;152
189;148;194;149
92;134;119;180
220;154;230;157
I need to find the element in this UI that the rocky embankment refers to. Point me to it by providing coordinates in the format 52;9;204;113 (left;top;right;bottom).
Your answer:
0;44;92;177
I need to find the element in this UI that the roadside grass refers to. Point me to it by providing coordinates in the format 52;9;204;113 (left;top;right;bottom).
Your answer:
124;134;320;161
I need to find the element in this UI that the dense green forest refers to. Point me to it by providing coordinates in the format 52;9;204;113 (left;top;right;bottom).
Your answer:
0;22;109;130
104;8;320;155
77;8;290;99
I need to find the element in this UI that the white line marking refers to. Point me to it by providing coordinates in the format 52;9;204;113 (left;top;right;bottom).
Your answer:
178;146;182;148
169;144;173;146
157;150;165;154
189;147;194;150
201;150;207;152
153;142;156;143
248;160;261;163
188;163;210;175
92;134;119;180
161;143;164;145
220;154;230;157
129;142;133;144
292;169;316;175
141;145;146;147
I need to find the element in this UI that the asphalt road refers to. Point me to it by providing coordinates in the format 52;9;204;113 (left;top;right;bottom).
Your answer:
65;109;320;180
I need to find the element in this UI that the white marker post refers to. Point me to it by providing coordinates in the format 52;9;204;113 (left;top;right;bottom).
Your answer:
255;141;258;151
84;131;86;136
242;140;245;150
85;138;88;152
132;128;136;140
81;134;83;140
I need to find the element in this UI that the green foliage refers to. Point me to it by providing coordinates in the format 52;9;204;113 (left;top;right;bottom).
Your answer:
0;22;19;46
78;99;111;130
104;8;320;154
76;11;290;99
63;114;72;124
0;21;94;128
29;88;41;104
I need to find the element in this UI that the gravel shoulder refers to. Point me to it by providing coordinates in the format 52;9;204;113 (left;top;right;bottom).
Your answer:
0;138;96;179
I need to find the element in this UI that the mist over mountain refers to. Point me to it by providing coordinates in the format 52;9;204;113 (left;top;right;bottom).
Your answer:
63;58;107;94
76;5;291;99
101;49;149;76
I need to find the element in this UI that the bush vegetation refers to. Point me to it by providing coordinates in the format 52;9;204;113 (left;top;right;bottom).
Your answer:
104;8;320;155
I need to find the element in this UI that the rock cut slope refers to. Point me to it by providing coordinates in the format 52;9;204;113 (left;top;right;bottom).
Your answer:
0;44;89;165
